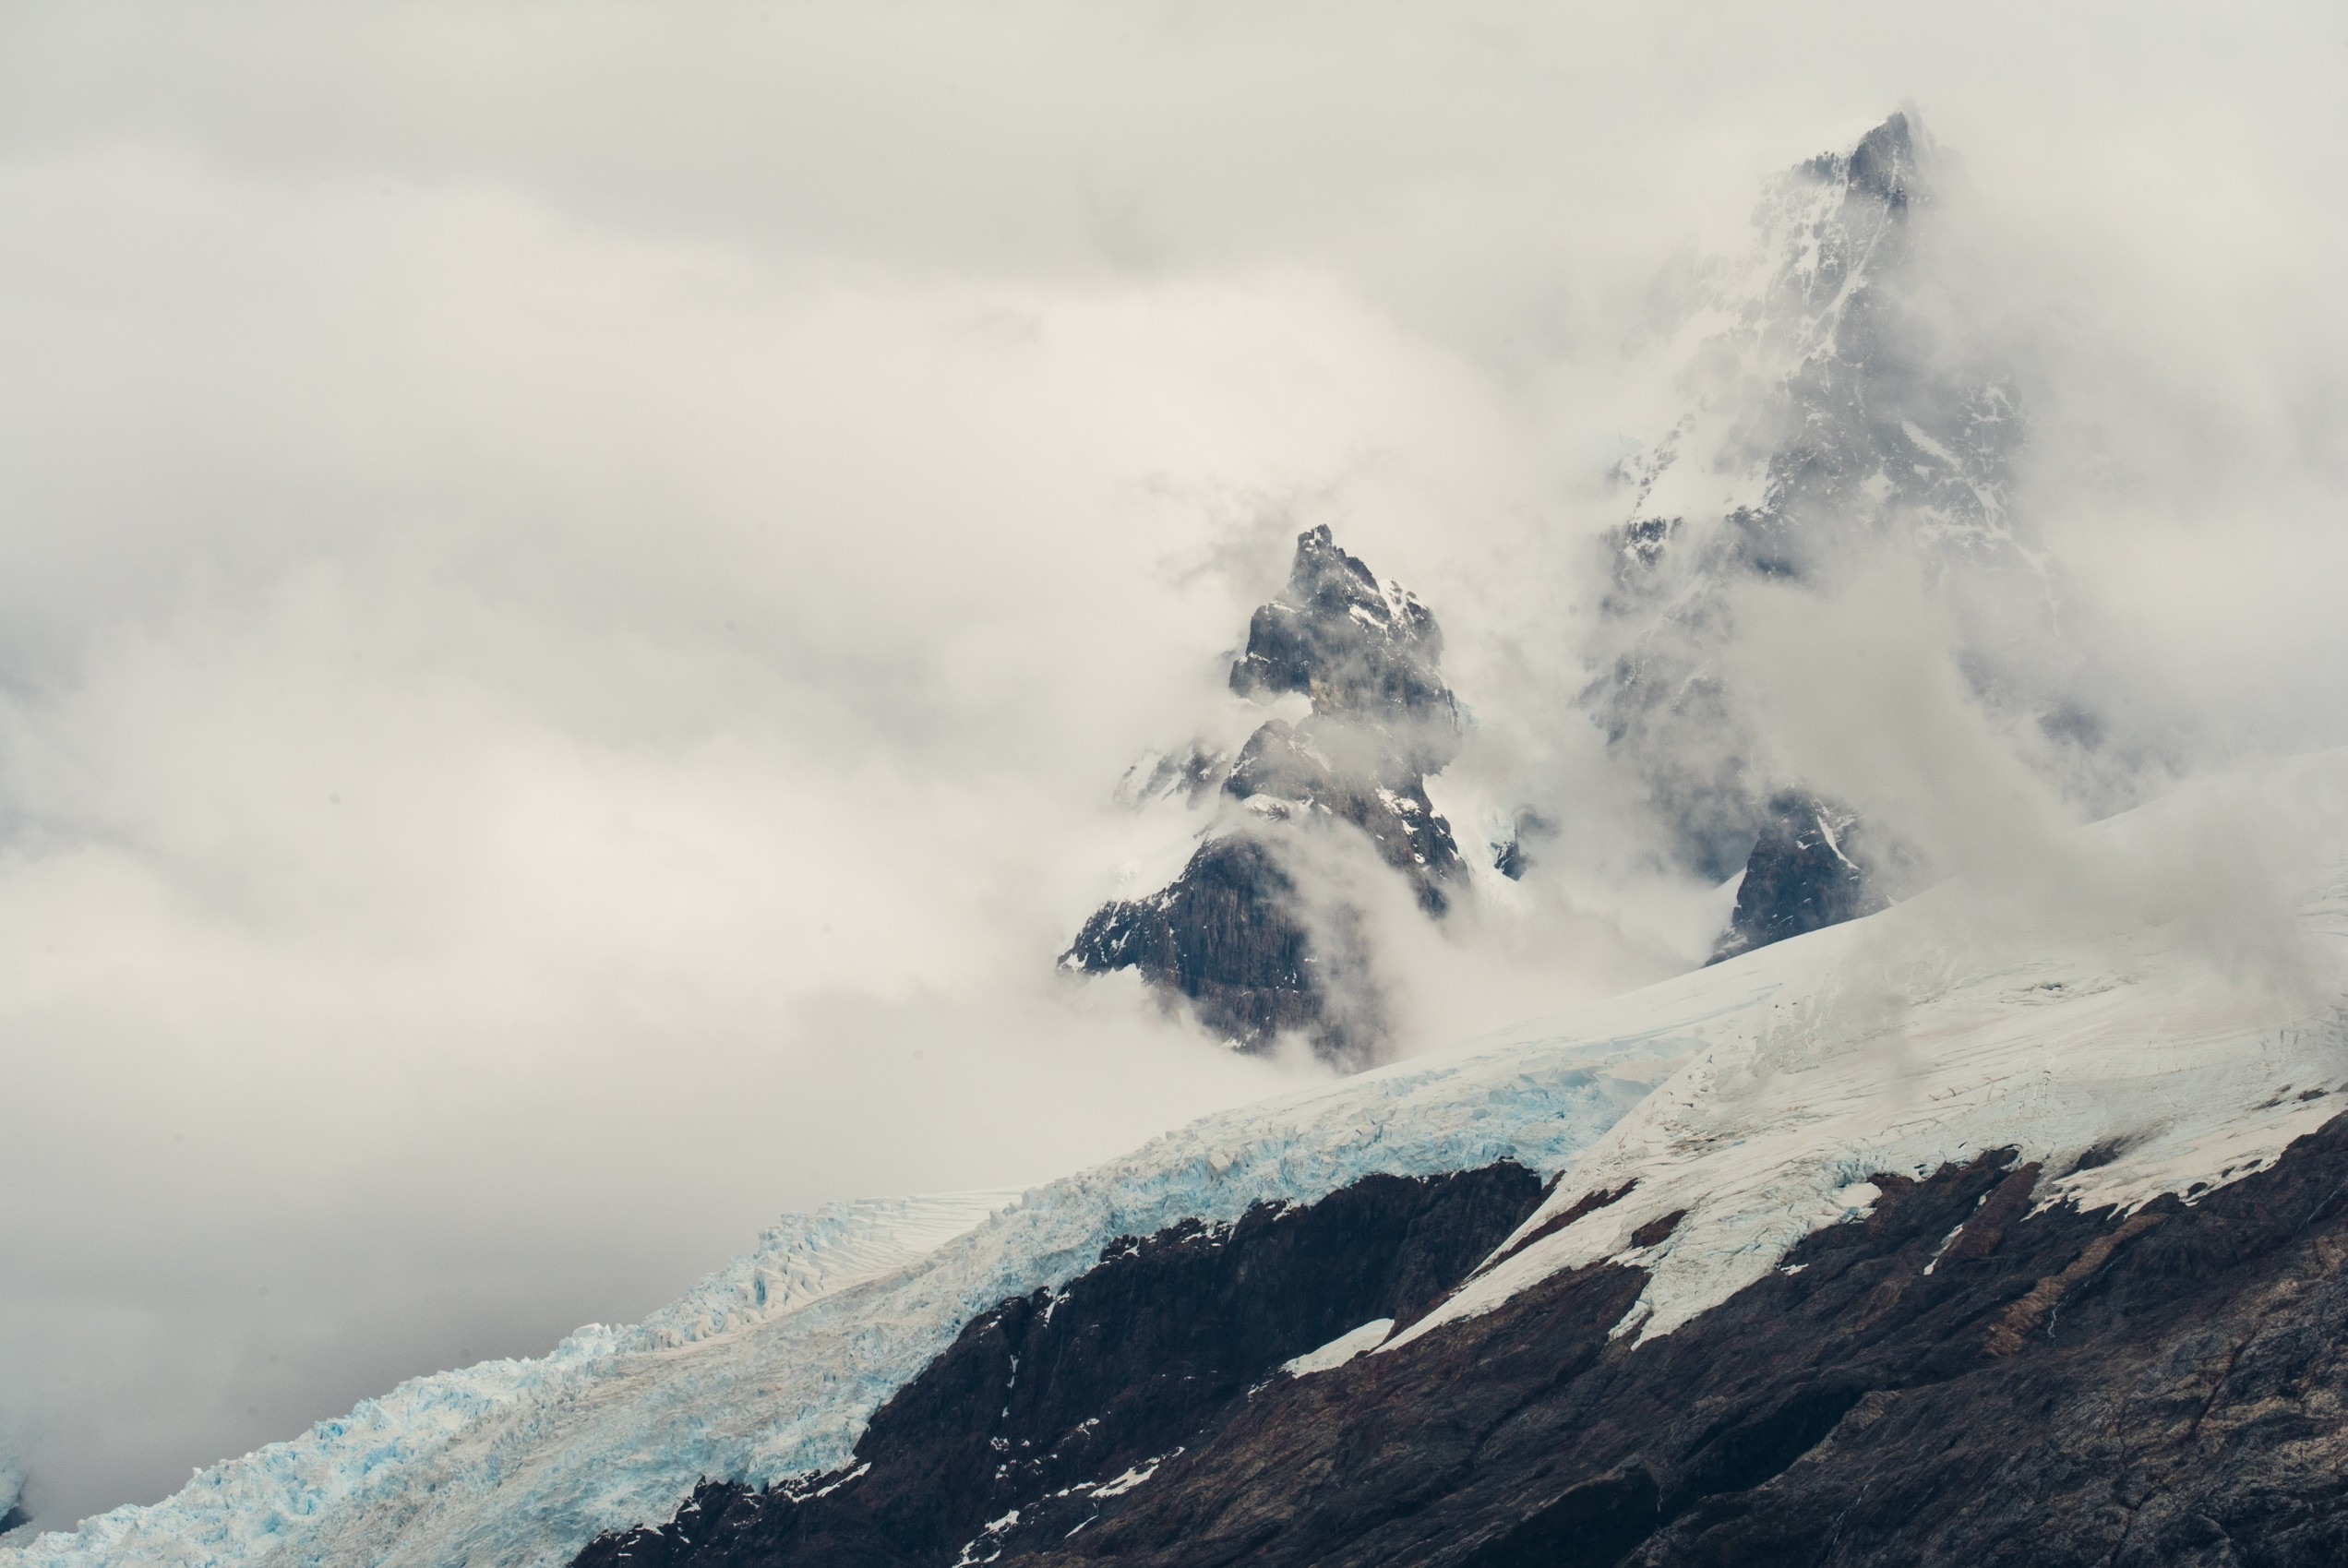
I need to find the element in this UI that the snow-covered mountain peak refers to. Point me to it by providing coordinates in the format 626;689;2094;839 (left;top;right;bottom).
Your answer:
1574;109;2073;944
1616;110;2015;592
1753;109;1927;321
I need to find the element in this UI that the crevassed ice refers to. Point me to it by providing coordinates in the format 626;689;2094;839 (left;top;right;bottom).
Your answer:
3;1021;1694;1568
2;1191;1014;1568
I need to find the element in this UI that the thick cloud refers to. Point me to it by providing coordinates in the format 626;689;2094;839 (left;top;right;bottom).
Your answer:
1;0;2342;1530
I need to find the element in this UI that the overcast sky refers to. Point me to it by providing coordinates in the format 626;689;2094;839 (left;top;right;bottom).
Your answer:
2;0;2343;1530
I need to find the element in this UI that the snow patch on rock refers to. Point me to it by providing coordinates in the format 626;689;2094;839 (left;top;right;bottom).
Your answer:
1281;1319;1394;1378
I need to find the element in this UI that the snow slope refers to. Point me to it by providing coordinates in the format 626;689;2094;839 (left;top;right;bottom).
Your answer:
1396;751;2348;1352
14;751;2345;1568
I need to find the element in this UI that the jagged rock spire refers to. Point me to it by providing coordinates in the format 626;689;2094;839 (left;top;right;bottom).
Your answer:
1229;524;1456;737
1064;527;1466;1067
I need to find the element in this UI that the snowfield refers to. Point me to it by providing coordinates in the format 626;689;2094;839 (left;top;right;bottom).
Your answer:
11;753;2347;1568
1397;751;2348;1351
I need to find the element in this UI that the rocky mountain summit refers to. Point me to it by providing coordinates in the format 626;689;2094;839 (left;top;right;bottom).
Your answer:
1062;525;1466;1067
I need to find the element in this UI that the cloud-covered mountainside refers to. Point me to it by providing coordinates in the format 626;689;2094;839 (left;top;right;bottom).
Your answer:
1065;114;2120;1048
9;105;2344;1566
12;733;2348;1566
1583;113;2070;892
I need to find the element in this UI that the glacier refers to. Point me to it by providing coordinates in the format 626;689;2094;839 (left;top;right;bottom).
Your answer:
0;1020;1690;1568
11;752;2347;1568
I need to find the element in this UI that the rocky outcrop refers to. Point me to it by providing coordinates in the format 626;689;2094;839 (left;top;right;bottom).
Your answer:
1062;838;1322;1047
581;1110;2348;1568
1707;792;1887;964
1226;526;1460;757
1065;526;1466;1066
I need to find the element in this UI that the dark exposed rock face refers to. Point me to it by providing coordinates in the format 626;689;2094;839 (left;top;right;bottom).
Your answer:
1222;723;1462;916
1489;809;1553;883
1066;526;1466;1066
1708;792;1887;964
1062;837;1322;1047
569;1164;1548;1568
583;1111;2348;1568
